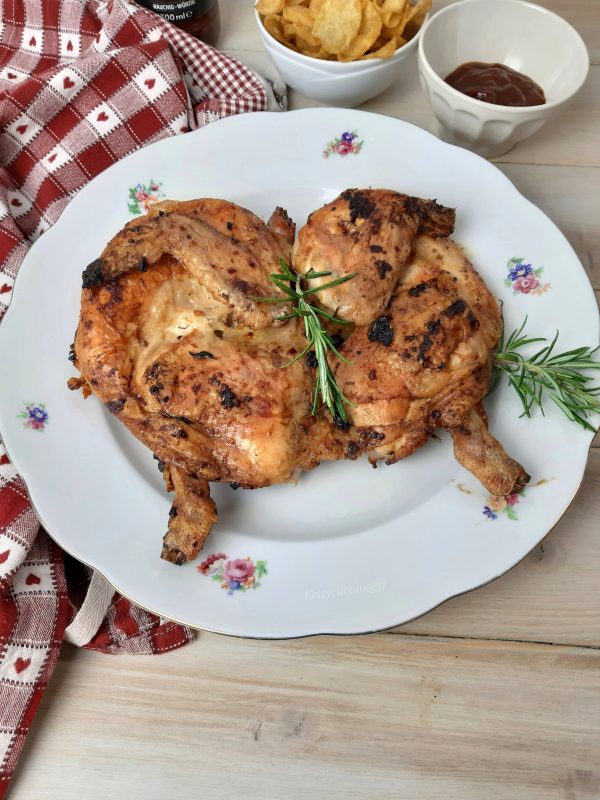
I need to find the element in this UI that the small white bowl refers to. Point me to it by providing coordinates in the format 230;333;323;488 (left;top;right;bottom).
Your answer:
255;9;427;108
418;0;589;158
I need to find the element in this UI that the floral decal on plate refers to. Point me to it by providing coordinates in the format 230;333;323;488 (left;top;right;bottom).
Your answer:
482;489;525;521
323;130;363;159
455;477;550;522
198;552;267;595
127;179;165;215
505;257;551;296
18;403;48;431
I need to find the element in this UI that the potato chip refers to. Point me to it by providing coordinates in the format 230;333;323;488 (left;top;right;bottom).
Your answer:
382;20;406;39
301;44;333;59
338;0;382;62
374;0;406;28
284;21;321;48
309;0;327;14
369;35;387;51
263;13;296;47
312;0;362;55
404;0;431;27
256;0;285;15
361;36;398;59
282;5;314;25
258;0;427;61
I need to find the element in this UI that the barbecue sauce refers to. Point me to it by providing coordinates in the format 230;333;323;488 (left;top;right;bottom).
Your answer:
444;62;545;107
137;0;220;46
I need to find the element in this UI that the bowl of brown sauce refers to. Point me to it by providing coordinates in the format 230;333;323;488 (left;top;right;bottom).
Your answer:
417;0;589;158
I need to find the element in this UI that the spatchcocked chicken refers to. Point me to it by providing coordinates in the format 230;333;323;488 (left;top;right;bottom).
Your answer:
70;190;529;565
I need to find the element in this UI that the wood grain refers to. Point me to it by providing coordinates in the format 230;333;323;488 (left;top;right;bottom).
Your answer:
400;450;600;646
497;165;600;289
9;635;600;800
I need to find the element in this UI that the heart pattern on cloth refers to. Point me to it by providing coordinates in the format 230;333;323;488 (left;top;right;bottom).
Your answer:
29;36;36;47
144;78;155;89
10;198;22;207
0;1;269;790
14;657;31;674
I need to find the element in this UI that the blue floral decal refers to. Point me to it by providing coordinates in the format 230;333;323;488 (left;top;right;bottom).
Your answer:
505;257;551;296
18;403;48;431
482;489;525;521
323;130;363;158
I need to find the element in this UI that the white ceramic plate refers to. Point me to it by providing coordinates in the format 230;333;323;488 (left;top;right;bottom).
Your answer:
0;109;597;638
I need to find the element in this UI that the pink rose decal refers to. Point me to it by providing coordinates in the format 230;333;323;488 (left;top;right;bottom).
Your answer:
197;553;267;595
128;179;165;216
223;557;255;583
513;275;539;294
323;130;363;159
482;489;524;520
505;257;551;296
335;140;353;155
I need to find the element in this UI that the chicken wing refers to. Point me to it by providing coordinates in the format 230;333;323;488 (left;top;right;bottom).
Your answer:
292;189;455;325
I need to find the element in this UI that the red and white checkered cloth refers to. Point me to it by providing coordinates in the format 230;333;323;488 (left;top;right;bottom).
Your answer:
0;1;278;795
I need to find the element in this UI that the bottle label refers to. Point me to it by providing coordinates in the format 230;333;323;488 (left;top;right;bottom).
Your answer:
137;0;211;23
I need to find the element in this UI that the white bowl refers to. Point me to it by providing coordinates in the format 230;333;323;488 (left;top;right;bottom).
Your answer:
255;9;427;108
418;0;589;158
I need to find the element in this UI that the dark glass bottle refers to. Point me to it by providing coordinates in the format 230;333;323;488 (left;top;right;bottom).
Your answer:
137;0;220;46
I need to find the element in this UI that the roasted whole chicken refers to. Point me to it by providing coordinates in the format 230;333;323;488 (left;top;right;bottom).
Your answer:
70;189;529;564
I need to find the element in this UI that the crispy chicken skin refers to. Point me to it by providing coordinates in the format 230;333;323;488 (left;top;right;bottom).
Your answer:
82;199;295;329
333;234;529;494
452;405;530;498
292;189;455;325
72;199;316;564
71;191;529;564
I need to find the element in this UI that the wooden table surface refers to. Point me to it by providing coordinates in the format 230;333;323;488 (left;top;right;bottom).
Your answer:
10;1;600;798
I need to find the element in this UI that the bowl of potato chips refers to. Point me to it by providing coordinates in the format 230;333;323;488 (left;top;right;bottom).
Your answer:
255;0;431;107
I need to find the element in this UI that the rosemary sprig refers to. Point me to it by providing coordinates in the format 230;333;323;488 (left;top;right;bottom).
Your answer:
258;267;600;433
258;258;356;422
493;316;600;432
